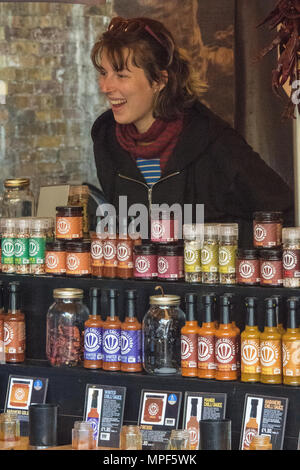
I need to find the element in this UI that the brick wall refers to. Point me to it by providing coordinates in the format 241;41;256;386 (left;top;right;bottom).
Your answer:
0;1;112;200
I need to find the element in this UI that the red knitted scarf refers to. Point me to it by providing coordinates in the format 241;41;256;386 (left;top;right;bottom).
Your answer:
115;117;183;171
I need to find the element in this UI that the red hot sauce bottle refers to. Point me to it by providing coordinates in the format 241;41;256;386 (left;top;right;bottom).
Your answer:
4;282;25;363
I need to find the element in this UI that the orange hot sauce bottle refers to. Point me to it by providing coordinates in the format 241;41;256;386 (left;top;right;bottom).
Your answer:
224;293;241;376
241;297;260;383
121;289;142;372
102;289;121;371
282;297;300;386
270;295;286;336
260;298;282;384
242;398;259;450
117;217;134;280
0;281;5;362
186;398;200;450
181;292;198;377
84;287;103;369
197;293;216;379
4;282;25;363
215;295;238;381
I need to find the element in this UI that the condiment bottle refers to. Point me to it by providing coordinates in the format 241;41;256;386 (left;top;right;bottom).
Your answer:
242;398;259;450
241;297;260;383
4;282;25;363
181;292;198;377
102;216;118;279
249;434;272;450
14;218;30;274
117;217;134;279
1;218;15;273
29;218;48;275
197;293;216;379
260;298;282;384
270;295;285;335
282;297;300;386
68;185;89;237
84;288;102;369
86;390;100;447
218;223;238;284
120;289;142;372
90;231;103;278
0;281;5;364
282;227;300;288
224;293;241;376
102;289;121;371
201;224;219;284
183;224;202;283
215;295;238;381
186;398;200;450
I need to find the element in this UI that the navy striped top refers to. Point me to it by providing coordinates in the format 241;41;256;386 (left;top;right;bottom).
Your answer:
136;157;161;186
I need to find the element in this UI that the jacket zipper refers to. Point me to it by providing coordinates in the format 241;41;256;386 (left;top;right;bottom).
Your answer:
118;171;180;212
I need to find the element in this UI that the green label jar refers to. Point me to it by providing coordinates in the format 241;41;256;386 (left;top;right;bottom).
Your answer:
29;237;46;264
14;238;29;265
1;237;15;264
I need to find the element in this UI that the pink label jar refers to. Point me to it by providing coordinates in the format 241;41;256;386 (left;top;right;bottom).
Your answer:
133;243;157;280
253;211;283;248
259;249;283;287
236;249;260;285
150;211;179;244
157;244;184;281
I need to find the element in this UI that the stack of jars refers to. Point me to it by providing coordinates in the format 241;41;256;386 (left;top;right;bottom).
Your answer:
0;217;54;274
183;223;239;285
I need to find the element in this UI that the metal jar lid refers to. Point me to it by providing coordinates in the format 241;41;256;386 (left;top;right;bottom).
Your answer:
149;286;181;305
53;288;83;299
4;178;30;188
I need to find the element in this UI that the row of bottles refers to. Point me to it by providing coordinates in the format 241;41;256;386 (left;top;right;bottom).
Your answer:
181;293;300;385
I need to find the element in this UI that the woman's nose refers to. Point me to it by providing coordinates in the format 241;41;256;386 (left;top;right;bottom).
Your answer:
99;75;114;93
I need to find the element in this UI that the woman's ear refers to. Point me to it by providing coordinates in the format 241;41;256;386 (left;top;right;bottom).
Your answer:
157;70;168;91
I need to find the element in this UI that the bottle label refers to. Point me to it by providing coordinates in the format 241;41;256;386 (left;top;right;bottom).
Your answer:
201;245;218;272
158;255;184;279
56;216;82;239
218;245;237;274
103;240;117;267
260;260;283;286
134;254;157;278
181;333;198;368
117;241;133;268
4;320;25;354
1;238;15;264
102;328;120;362
197;334;215;370
260;339;282;375
45;251;66;274
29;237;46;264
184;245;201;273
282;339;300;377
151;218;178;243
283;249;300;278
66;252;91;275
243;427;258;450
91;240;104;267
120;329;142;364
86;416;99;442
14;238;29;265
237;259;260;284
241;338;260;374
84;327;102;361
215;336;237;371
253;222;282;247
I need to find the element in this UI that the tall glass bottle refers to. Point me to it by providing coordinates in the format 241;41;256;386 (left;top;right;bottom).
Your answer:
282;297;300;386
197;293;216;379
121;289;142;372
87;389;100;447
181;293;198;377
224;293;240;376
260;298;282;384
84;288;102;369
241;297;260;383
102;289;121;371
215;295;238;381
270;295;285;335
4;282;25;363
242;398;259;450
186;398;200;450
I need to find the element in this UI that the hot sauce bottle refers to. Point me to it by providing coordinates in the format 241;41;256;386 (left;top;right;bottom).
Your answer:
215;295;238;381
102;289;121;371
181;292;198;377
282;297;300;386
270;295;285;335
241;297;260;383
4;282;25;363
197;293;216;379
186;398;200;450
224;293;241;376
260;298;282;384
84;288;103;369
117;217;134;280
121;289;142;372
0;281;5;363
242;398;259;450
87;389;100;447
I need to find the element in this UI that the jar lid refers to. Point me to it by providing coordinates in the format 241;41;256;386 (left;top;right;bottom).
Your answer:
219;223;238;237
30;217;49;231
237;248;259;258
134;242;156;255
56;206;83;215
282;227;300;242
259;249;282;260
149;285;181;305
183;224;204;240
65;239;91;252
157;243;183;255
15;218;31;230
253;211;283;221
4;178;30;188
46;240;65;251
0;217;15;229
53;288;83;299
204;223;219;237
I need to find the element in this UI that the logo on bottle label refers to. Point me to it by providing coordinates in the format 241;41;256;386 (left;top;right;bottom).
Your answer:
103;330;120;354
283;250;298;270
66;254;80;271
261;262;275;280
91;241;103;260
120;331;134;355
148;402;159;416
57;218;70;235
135;256;150;274
184;248;197;265
181;335;195;360
2;239;14;257
260;341;280;366
14;240;26;257
84;328;102;353
241;341;259;365
215;338;236;363
254;224;266;242
239;261;255;279
46;253;59;269
243;428;258;449
219;247;231;266
117;243;130;262
103;241;116;260
151;222;164;239
158;257;168;275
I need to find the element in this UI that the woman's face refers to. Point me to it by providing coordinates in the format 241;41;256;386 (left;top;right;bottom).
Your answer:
98;48;161;134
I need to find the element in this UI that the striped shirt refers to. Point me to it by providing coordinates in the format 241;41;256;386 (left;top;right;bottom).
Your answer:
136;157;161;186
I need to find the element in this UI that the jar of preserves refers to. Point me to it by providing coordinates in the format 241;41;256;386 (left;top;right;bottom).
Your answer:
45;240;66;276
66;240;91;277
0;218;15;273
29;218;48;275
253;211;283;248
14;218;30;274
2;178;35;218
142;287;186;375
260;249;283;287
56;206;83;241
282;227;300;288
133;243;157;280
46;288;89;367
157;243;184;281
201;224;219;284
236;249;260;285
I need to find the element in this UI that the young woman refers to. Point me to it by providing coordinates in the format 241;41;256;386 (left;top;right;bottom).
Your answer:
90;16;294;246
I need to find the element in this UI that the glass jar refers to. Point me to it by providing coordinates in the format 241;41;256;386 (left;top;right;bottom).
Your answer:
260;249;283;287
218;223;238;285
46;288;89;367
249;434;272;450
201;224;219;284
14;218;30;274
56;206;83;241
0;218;15;273
133;243;157;280
150;210;178;244
183;224;203;283
120;425;142;450
45;240;66;276
157;243;184;281
236;249;260;285
29;218;48;275
2;178;35;218
66;240;91;277
68;185;90;237
142;287;186;375
0;413;20;442
282;227;300;288
253;211;283;248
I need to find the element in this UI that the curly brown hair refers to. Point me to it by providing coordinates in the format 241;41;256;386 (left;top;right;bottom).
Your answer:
91;16;206;120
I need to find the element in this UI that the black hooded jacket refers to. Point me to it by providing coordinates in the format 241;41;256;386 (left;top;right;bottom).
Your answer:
91;101;294;247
